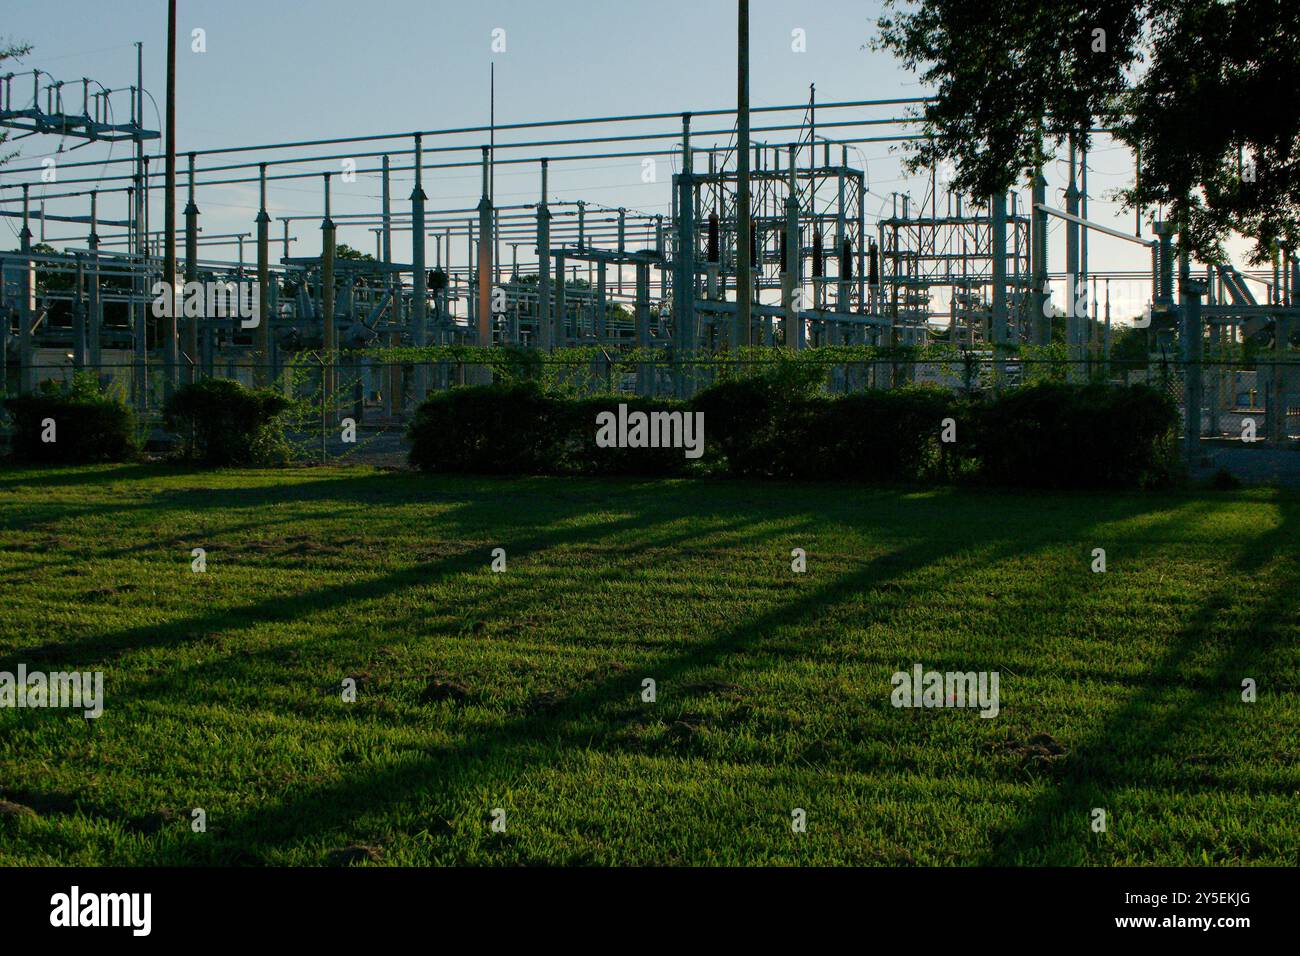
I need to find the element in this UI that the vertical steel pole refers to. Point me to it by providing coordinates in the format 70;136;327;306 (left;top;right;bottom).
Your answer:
1181;279;1204;459
321;174;337;414
163;1;179;394
735;0;752;350
255;162;271;386
555;252;567;346
991;190;1008;369
18;184;34;393
184;153;200;381
88;190;102;372
537;159;552;349
1065;134;1081;379
674;114;697;394
1031;163;1049;346
411;135;428;401
783;144;801;349
477;147;494;353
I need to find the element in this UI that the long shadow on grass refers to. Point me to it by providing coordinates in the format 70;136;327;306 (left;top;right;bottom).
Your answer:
1;468;1224;863
984;494;1300;864
0;469;812;674
146;490;1185;864
1;476;818;847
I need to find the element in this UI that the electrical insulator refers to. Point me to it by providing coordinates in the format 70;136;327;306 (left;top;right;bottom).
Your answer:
812;229;823;278
707;213;720;264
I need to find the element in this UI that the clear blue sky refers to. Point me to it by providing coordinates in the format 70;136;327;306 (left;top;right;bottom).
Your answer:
4;0;1211;321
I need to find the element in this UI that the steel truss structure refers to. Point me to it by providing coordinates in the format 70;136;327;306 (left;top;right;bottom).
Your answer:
1;47;1295;442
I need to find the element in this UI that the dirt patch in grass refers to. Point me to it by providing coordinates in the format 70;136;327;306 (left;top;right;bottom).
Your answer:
420;675;471;704
683;679;741;696
129;807;185;835
0;799;37;819
982;733;1069;761
326;844;383;866
84;583;139;600
523;689;564;716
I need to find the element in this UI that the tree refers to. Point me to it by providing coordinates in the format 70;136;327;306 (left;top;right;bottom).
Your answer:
1109;324;1150;367
334;243;375;262
0;39;33;167
873;0;1300;262
333;242;382;287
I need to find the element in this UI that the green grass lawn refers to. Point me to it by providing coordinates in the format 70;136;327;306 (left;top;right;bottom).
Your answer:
0;464;1295;866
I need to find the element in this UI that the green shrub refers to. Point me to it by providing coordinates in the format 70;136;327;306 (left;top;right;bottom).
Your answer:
564;396;693;476
688;377;784;477
969;381;1180;489
163;378;293;466
407;382;564;474
691;377;955;482
804;387;957;482
408;385;698;476
3;374;137;464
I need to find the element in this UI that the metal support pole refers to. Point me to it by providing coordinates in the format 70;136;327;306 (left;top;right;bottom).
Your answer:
381;155;392;272
321;174;337;415
163;0;179;395
1271;256;1293;442
1031;163;1049;346
18;185;34;393
783;144;801;349
836;157;848;315
635;259;651;395
1065;134;1081;380
411;135;428;401
595;260;607;341
735;0;752;350
477;147;494;353
255;162;270;386
537;159;553;350
183;153;200;382
1181;278;1205;460
73;253;87;368
88;191;102;372
674;114;697;394
555;252;567;346
991;190;1008;371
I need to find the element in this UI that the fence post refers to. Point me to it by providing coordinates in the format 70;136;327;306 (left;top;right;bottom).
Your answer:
317;354;327;465
1180;280;1205;462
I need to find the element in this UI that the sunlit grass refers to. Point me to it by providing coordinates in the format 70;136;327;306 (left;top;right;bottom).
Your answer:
0;464;1295;865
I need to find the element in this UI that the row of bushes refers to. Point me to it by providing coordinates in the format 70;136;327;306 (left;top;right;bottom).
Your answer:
408;376;1182;489
407;385;692;477
4;370;1181;489
2;376;291;467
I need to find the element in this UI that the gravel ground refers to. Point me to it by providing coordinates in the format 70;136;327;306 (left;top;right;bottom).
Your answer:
1191;441;1300;488
286;425;411;468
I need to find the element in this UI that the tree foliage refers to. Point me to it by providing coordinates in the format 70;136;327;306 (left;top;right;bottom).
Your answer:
0;39;33;166
873;0;1300;261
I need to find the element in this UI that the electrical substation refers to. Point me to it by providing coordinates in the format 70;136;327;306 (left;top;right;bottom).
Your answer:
1;47;1296;450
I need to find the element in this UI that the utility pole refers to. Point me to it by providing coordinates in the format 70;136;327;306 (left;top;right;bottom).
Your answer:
132;42;146;410
411;135;427;400
163;0;178;393
255;162;270;386
184;152;199;380
477;146;494;354
735;0;752;350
